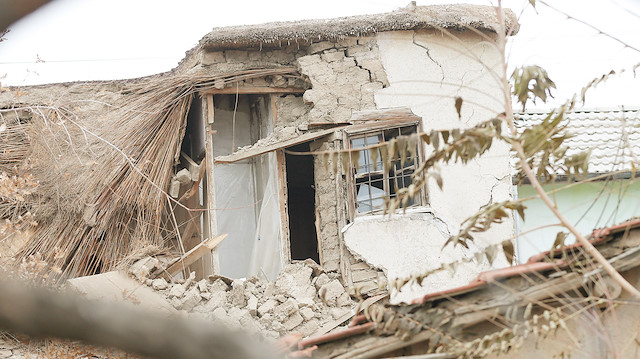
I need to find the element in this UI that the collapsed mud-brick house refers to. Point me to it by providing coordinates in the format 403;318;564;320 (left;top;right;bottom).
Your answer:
0;4;519;302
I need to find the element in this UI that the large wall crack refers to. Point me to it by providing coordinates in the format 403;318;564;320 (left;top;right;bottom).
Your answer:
412;32;445;87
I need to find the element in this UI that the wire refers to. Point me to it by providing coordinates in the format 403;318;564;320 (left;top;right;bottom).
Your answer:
0;56;178;65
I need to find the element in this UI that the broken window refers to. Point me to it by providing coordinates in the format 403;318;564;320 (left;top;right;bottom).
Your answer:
346;123;425;215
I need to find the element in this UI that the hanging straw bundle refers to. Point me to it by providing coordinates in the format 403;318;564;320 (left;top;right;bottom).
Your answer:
2;67;301;280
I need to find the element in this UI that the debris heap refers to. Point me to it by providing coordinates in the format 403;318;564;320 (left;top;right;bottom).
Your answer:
138;259;356;339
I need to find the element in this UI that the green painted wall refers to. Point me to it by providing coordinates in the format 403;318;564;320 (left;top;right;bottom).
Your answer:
516;179;640;262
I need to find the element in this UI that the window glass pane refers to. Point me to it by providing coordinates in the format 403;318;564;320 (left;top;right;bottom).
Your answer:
357;183;385;213
351;135;382;173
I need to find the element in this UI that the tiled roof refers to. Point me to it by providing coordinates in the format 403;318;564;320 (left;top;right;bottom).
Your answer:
515;107;640;174
279;217;640;358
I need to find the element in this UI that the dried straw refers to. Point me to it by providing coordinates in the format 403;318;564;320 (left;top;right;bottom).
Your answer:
1;67;301;280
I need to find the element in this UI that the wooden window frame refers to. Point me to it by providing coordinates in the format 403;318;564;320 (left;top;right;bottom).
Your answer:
344;118;426;219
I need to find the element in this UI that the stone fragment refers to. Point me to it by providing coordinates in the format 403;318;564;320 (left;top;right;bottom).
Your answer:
258;299;278;317
128;256;158;281
151;278;168;290
168;283;186;298
246;295;259;316
204;291;228;311
200;292;212;300
337;292;352;307
314;273;330;289
282;312;304;331
197;279;208;292
318;279;345;306
230;280;246;307
291;265;313;287
300;307;315;321
0;349;12;358
263;282;275;297
183;271;196;289
210;279;229;292
298;319;320;336
180;287;201;311
274;298;299;321
302;258;324;276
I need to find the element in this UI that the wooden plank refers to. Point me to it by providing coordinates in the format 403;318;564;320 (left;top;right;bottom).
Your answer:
276;149;291;265
203;96;219;274
344;118;421;135
215;127;344;164
162;234;227;279
206;94;214;124
349;107;420;124
201;86;306;95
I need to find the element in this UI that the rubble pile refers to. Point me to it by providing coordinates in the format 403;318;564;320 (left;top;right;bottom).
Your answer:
137;259;355;339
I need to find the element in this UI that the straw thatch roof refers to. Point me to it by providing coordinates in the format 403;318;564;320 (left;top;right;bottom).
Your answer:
0;68;300;280
194;4;519;51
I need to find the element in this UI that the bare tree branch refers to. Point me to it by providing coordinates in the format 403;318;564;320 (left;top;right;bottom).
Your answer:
0;279;275;359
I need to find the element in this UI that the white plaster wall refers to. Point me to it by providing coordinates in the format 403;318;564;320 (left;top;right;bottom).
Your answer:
344;30;514;303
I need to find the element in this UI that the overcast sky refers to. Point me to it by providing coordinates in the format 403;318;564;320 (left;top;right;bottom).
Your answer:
0;0;639;109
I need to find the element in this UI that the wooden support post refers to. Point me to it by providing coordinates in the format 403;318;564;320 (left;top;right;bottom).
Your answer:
203;94;219;274
160;234;227;279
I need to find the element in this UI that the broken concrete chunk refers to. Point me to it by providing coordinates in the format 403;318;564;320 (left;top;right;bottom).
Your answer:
174;168;191;185
230;280;246;307
197;279;208;293
282;312;304;331
318;279;346;306
128;256;158;281
290;265;313;287
183;271;196;289
298;319;320;337
246;295;258;316
151;278;168;291
314;273;331;290
274;298;299;321
200;292;212;300
302;258;325;276
300;307;316;321
263;282;275;297
168;283;186;298
337;292;352;307
258;299;278;317
204;292;228;311
180;287;201;311
210;278;230;292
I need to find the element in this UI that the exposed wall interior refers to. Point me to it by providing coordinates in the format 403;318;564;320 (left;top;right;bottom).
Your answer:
211;94;282;278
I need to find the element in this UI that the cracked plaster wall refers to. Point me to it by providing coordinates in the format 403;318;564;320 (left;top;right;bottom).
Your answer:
194;32;513;294
344;30;514;303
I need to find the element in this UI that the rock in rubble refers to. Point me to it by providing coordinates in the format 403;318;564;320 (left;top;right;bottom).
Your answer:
258;299;278;317
210;278;230;292
168;283;186;298
180;287;202;311
282;312;304;331
129;256;159;281
246;295;259;316
318;279;346;306
151;278;168;290
230;280;246;307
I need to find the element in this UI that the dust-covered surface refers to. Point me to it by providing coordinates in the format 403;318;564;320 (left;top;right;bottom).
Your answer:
139;259;357;340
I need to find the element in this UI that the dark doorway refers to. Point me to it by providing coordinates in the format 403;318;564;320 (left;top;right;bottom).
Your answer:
286;142;319;262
